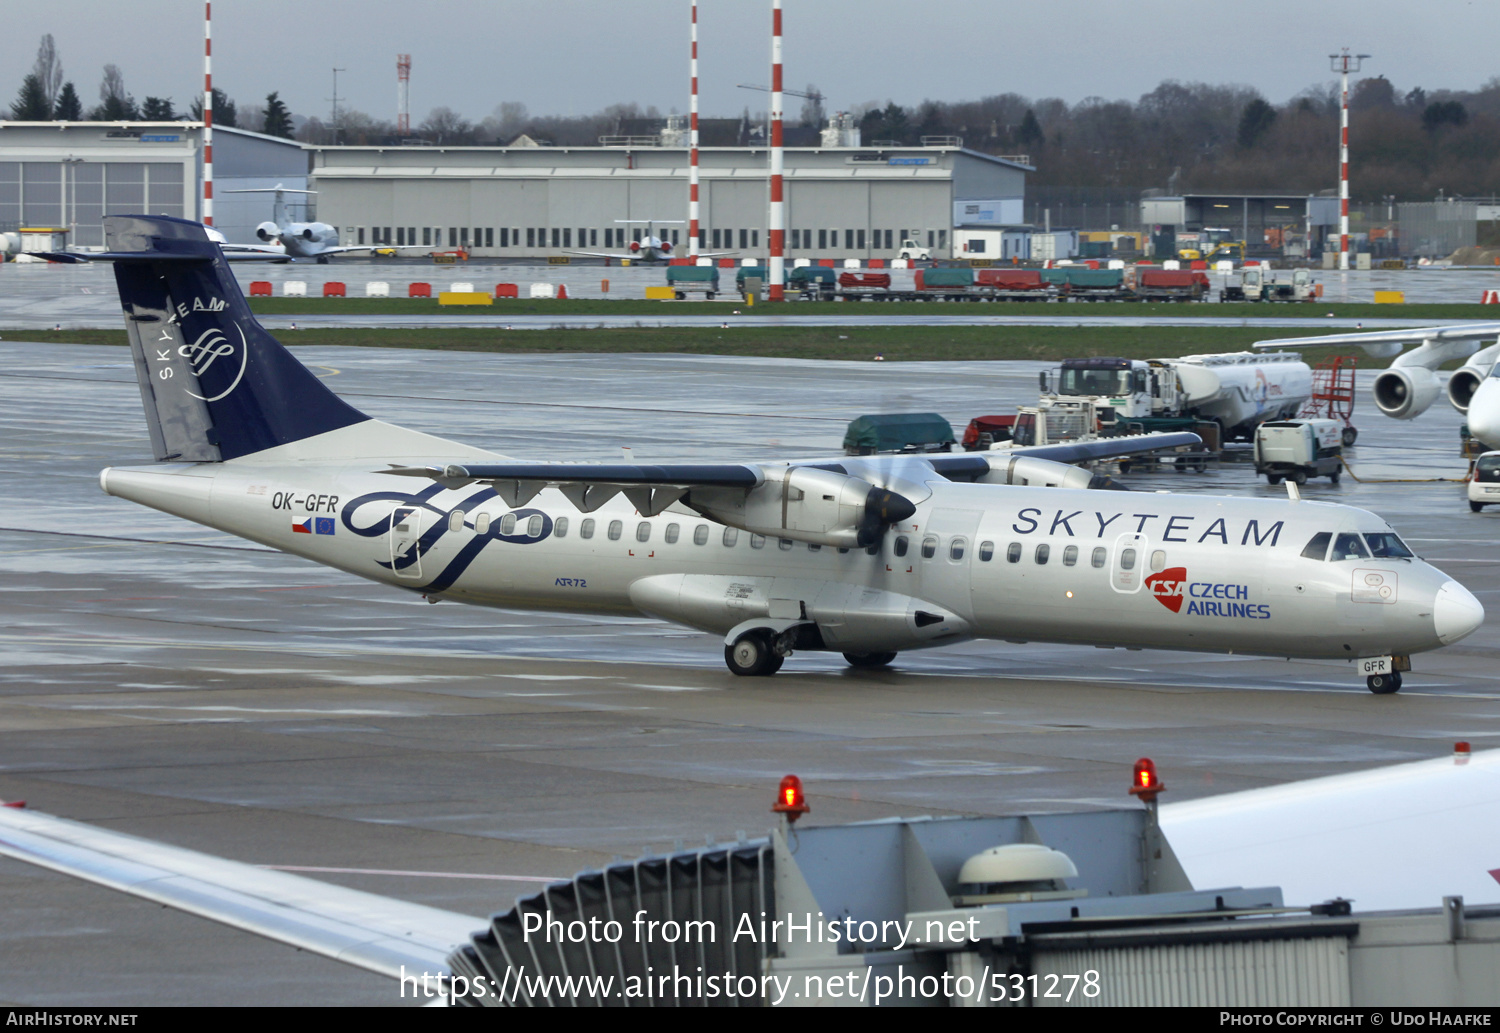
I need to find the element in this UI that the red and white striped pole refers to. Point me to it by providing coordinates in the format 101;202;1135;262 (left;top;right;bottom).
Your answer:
1331;49;1368;272
202;1;213;226
688;0;700;258
768;0;784;301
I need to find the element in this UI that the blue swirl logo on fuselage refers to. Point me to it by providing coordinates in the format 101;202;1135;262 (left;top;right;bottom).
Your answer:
341;483;553;592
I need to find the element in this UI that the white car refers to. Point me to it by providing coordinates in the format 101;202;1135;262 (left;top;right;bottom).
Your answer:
1468;450;1500;512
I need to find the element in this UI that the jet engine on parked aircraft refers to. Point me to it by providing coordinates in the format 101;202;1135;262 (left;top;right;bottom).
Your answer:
1448;365;1488;414
255;221;280;242
688;466;916;549
1373;367;1441;420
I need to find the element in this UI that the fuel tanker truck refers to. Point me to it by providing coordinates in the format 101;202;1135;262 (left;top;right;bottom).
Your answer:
1038;352;1312;443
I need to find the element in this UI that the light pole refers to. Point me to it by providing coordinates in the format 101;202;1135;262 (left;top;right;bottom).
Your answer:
61;157;83;248
1330;49;1370;271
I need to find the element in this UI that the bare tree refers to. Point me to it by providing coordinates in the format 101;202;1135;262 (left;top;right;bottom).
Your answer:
418;106;474;144
32;35;63;112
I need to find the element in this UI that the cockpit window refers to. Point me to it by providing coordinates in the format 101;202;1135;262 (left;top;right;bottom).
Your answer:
1331;533;1369;560
1364;533;1414;559
1300;532;1332;561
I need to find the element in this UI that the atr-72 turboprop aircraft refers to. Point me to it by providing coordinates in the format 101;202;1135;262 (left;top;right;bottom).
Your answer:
95;216;1483;691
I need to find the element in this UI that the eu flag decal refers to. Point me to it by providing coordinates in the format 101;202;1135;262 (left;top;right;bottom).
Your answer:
292;519;312;534
315;517;335;535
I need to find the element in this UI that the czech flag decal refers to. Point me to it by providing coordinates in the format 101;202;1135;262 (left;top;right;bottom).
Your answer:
292;519;313;534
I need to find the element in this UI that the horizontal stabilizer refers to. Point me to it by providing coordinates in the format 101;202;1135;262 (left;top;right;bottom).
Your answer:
0;805;483;980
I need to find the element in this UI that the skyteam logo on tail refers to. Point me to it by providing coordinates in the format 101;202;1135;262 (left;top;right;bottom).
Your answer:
180;324;249;402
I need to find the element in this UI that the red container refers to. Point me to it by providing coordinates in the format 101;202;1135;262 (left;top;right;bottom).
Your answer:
249;281;272;297
322;282;346;297
495;283;519;298
408;282;432;298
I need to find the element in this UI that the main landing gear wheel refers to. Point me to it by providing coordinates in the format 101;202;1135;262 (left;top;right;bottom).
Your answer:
726;632;781;677
1367;671;1403;694
844;652;898;669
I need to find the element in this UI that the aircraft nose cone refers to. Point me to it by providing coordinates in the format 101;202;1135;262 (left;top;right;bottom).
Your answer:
1434;580;1485;645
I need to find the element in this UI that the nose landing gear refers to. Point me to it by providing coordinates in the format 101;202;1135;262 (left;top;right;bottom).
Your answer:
1367;671;1403;694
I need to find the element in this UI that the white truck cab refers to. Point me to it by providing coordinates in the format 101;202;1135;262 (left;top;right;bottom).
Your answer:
898;237;931;261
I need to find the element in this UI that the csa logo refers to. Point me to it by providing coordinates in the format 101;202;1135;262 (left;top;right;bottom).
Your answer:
1146;566;1187;613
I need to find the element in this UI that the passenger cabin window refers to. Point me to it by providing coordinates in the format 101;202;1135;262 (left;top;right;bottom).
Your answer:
894;536;909;558
448;510;465;533
1120;548;1136;570
580;518;595;539
1063;545;1078;567
921;536;937;559
636;522;651;542
808;543;821;552
607;520;623;541
1301;532;1332;561
1091;547;1107;568
554;516;569;537
1035;544;1050;565
1331;533;1368;560
1365;533;1414;558
500;513;517;535
949;538;966;561
779;538;794;551
979;541;994;562
723;527;739;547
693;525;709;545
475;513;492;534
1007;542;1022;563
750;534;766;549
665;523;680;544
528;515;543;536
1150;550;1166;572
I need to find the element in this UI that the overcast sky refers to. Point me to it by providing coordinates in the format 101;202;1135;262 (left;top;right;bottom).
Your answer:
5;1;1499;126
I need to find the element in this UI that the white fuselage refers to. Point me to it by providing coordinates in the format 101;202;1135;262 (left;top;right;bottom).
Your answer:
99;430;1479;665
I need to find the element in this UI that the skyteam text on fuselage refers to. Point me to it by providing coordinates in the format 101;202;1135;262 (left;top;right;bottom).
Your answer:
93;216;1484;691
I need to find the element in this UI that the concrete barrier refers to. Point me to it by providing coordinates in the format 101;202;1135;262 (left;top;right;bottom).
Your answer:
891;259;909;269
450;282;474;293
282;281;306;297
322;282;346;297
529;282;555;298
495;283;519;298
695;257;713;267
1214;260;1235;273
792;258;811;268
249;281;272;296
843;258;861;269
364;281;390;297
408;282;431;298
1108;259;1125;270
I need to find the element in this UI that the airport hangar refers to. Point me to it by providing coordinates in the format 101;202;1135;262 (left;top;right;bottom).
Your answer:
0;121;1032;262
0;120;308;249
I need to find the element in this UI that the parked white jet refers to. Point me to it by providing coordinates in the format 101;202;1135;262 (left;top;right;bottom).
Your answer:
94;216;1481;690
1255;323;1500;450
222;184;429;263
565;219;735;263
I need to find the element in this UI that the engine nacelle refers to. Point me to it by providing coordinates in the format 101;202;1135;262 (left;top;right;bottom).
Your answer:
982;454;1097;490
1448;365;1489;414
255;221;280;242
1372;367;1441;420
689;467;915;548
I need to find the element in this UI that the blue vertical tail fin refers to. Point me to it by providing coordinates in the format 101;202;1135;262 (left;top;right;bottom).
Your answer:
103;214;369;461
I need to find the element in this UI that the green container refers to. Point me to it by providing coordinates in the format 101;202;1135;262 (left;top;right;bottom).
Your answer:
1065;268;1124;288
790;266;835;285
842;412;956;455
667;266;719;284
919;268;974;288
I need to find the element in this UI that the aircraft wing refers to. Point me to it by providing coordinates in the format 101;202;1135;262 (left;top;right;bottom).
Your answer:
1161;747;1500;912
0;804;484;981
316;244;433;256
1007;431;1205;465
1255;323;1500;361
26;247;289;264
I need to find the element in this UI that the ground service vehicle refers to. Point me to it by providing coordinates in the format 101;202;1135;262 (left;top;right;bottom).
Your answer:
1255;419;1344;485
898;237;931;261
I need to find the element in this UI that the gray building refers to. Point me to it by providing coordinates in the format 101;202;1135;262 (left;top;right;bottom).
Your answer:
0;121;307;248
307;142;1030;260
